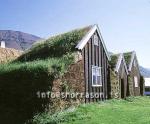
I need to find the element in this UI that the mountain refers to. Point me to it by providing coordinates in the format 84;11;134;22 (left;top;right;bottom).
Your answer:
140;66;150;78
0;30;42;50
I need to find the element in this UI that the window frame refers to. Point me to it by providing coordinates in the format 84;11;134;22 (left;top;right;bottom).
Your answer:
92;65;102;87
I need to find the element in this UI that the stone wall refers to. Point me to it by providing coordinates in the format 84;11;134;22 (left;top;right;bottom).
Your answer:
110;70;120;98
50;52;85;112
110;59;128;99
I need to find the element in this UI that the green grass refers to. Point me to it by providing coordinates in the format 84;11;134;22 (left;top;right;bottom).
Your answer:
110;54;119;69
124;52;132;66
110;52;133;69
31;97;150;124
0;53;74;75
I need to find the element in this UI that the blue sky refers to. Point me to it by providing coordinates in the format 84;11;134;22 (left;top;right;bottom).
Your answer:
0;0;150;67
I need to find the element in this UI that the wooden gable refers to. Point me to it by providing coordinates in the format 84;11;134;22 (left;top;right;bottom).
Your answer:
80;26;110;102
124;51;141;96
110;54;128;98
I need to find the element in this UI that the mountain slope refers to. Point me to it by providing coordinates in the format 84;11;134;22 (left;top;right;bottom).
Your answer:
140;66;150;78
0;30;41;50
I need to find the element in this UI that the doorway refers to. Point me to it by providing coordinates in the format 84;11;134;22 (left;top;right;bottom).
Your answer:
121;79;124;98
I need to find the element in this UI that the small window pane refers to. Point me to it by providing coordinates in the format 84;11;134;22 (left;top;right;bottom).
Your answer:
92;67;96;75
97;76;102;86
92;66;102;86
93;75;96;85
96;68;101;76
96;68;99;76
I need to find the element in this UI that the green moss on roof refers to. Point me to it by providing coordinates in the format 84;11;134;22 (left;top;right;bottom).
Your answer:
16;25;92;62
109;54;119;69
1;25;93;76
124;52;133;66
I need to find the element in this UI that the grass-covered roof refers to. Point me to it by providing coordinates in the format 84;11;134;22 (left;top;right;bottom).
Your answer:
124;52;133;66
109;54;120;69
16;25;92;62
0;53;74;75
0;25;93;77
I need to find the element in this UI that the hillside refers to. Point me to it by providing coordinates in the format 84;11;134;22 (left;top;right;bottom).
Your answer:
0;30;41;50
0;47;22;63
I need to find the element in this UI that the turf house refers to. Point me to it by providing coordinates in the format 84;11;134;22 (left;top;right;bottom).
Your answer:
109;53;129;98
0;24;111;124
124;51;144;96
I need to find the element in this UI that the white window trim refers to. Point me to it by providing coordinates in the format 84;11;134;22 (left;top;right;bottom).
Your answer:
92;65;102;87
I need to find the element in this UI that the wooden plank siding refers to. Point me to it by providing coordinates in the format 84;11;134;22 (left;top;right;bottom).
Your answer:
88;39;93;102
99;37;102;100
96;35;100;101
91;35;96;102
103;49;108;99
101;43;105;100
82;31;109;102
83;44;89;103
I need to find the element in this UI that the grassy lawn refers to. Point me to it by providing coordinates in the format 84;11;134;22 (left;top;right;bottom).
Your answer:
32;97;150;124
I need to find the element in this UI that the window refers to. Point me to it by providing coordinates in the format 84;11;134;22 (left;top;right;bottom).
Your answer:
94;34;99;46
134;76;138;87
92;66;102;87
